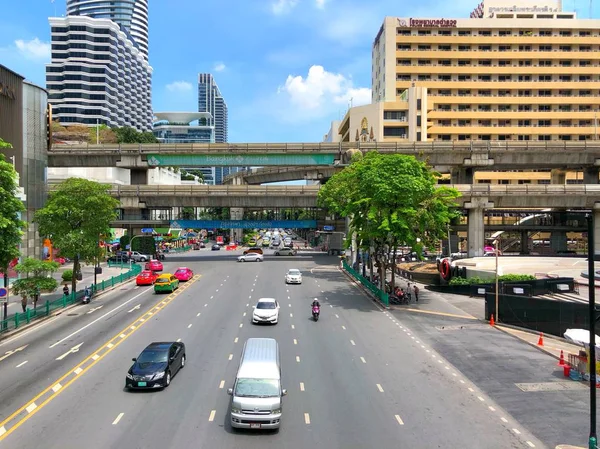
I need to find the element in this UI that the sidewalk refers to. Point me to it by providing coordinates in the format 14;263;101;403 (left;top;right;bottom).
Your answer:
3;262;132;311
495;324;584;361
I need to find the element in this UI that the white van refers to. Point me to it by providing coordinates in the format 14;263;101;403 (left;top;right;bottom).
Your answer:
228;338;287;429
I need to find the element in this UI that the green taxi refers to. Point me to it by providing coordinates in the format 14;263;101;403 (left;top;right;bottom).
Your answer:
154;273;179;293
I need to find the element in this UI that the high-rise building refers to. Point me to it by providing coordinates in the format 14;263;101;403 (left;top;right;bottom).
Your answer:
198;73;228;143
66;0;149;60
46;15;152;131
339;0;598;145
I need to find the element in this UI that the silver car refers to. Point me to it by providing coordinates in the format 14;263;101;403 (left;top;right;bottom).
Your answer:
238;253;264;262
285;269;302;284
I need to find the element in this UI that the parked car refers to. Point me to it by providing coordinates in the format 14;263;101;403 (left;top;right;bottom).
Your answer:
212;244;221;251
274;248;296;256
238;253;264;263
145;259;163;272
136;270;159;286
125;342;186;390
173;267;194;282
108;255;132;264
130;251;152;262
154;273;179;293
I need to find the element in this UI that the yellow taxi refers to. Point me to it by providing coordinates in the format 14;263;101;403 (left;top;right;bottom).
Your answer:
153;273;180;293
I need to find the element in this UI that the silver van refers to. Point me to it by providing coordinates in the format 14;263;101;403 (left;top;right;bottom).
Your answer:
228;338;287;429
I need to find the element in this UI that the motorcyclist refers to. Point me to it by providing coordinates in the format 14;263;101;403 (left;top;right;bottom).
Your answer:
84;286;92;299
311;298;320;309
63;285;69;296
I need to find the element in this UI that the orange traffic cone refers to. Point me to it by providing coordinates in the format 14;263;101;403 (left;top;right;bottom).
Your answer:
489;314;495;326
558;350;565;366
537;332;544;346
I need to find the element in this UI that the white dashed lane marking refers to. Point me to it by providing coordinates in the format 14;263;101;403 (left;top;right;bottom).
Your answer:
395;415;404;425
112;412;124;425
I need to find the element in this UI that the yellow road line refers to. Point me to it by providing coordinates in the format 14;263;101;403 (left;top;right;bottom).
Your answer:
0;275;201;442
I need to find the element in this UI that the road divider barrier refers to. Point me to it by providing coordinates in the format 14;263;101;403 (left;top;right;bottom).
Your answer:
0;264;142;335
342;260;389;307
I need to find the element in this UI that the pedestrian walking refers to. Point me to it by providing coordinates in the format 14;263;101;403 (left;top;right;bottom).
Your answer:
414;285;420;302
21;296;27;313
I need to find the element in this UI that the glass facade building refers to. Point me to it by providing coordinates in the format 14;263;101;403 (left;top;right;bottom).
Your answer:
46;16;153;131
197;73;228;143
66;0;149;60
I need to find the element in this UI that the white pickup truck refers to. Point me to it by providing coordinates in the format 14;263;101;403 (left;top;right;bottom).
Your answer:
130;251;152;262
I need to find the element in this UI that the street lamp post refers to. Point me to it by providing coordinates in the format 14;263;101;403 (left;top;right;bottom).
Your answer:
128;234;145;269
495;238;499;322
587;214;597;449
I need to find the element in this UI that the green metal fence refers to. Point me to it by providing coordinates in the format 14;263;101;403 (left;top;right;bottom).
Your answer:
0;264;142;334
342;260;389;307
169;245;192;253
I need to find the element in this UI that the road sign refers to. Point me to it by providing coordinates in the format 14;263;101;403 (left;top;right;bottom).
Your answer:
141;228;154;233
0;287;7;303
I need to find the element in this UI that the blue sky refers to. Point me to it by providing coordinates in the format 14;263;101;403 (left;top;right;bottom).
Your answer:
2;0;593;143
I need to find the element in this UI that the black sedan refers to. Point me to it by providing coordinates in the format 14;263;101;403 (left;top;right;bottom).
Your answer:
211;244;221;251
125;342;186;390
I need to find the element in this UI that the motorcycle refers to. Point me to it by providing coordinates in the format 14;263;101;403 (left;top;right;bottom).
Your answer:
83;290;92;304
312;305;320;321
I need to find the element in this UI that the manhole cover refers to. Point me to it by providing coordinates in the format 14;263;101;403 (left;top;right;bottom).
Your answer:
67;313;79;316
515;382;587;392
435;324;489;331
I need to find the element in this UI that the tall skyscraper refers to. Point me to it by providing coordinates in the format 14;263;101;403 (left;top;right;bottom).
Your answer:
47;1;152;130
198;73;228;142
197;73;240;184
66;0;149;60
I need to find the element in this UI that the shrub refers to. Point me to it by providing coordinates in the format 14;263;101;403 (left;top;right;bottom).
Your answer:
62;269;73;282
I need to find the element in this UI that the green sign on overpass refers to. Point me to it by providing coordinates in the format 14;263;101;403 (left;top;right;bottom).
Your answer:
146;154;336;167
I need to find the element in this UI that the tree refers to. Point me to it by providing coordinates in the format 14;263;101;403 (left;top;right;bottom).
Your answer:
113;127;158;144
34;178;119;293
318;152;460;289
0;141;26;317
12;258;59;309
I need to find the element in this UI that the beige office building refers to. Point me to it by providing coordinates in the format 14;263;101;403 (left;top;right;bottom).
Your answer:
338;0;599;183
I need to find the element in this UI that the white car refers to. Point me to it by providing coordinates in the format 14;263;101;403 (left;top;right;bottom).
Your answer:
252;298;280;324
285;269;302;284
275;248;296;256
238;253;264;262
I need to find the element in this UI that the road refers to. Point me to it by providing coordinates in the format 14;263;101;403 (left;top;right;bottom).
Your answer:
0;248;543;449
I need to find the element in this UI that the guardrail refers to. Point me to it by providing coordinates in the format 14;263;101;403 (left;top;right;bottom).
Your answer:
0;264;142;334
342;260;389;307
223;166;340;183
49;140;600;155
449;183;600;196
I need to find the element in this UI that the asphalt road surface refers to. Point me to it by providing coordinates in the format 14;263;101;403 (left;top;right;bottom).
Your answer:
0;248;544;449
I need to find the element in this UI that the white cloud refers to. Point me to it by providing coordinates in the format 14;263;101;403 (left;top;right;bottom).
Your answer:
271;0;298;14
166;81;193;92
213;62;226;72
14;38;50;61
315;0;326;8
277;65;370;118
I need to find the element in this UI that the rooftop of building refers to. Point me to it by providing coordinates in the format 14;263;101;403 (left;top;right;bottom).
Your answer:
153;112;213;125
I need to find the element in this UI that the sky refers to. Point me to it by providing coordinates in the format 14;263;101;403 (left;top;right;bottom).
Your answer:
1;0;596;143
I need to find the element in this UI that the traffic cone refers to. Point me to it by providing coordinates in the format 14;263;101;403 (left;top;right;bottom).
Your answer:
558;350;565;366
537;332;544;346
489;314;495;326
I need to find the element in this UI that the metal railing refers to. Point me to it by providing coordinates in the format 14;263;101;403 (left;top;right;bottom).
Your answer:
108;184;322;197
223;166;339;183
448;183;600;196
342;260;389;307
49;140;600;155
0;264;142;334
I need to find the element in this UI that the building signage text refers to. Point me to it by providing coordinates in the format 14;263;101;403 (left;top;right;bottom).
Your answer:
488;5;559;13
0;81;16;100
397;18;458;28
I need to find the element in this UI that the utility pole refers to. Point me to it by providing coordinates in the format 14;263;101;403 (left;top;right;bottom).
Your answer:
587;214;597;449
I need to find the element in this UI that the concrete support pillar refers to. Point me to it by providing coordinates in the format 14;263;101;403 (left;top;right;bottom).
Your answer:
520;230;530;255
550;231;568;253
550;169;567;184
464;197;493;258
230;207;244;243
451;167;474;184
130;169;148;185
593;205;600;257
584;167;600;184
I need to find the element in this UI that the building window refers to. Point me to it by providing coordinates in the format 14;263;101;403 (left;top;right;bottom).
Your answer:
418;30;431;35
458;30;471;36
559;30;572;36
559;135;572;140
383;127;407;137
538;135;551;141
499;30;511;36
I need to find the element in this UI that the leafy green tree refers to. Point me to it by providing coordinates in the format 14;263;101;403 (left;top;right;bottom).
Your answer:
35;178;119;293
12;258;59;308
113;127;158;144
318;152;460;288
0;141;26;309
